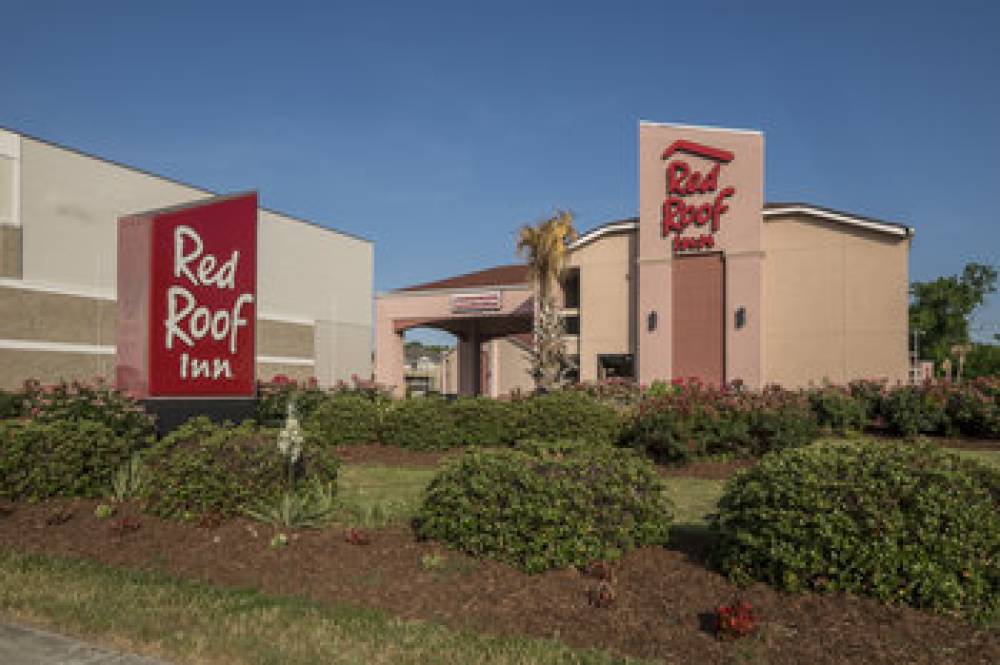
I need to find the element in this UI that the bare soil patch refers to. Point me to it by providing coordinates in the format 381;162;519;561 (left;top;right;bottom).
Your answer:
0;498;995;665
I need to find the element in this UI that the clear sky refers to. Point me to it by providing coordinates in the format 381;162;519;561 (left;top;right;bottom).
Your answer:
2;1;998;343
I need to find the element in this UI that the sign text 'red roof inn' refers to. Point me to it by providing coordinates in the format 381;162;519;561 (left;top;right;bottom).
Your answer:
660;140;737;252
116;193;257;398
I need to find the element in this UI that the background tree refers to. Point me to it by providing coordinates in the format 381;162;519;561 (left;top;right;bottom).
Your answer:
909;262;997;366
516;210;578;392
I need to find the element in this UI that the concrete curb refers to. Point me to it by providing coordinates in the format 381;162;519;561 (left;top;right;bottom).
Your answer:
0;621;170;665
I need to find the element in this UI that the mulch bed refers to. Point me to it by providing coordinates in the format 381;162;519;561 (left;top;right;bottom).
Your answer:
0;499;995;664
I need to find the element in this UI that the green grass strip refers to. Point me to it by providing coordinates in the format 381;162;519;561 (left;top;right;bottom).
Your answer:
0;549;645;665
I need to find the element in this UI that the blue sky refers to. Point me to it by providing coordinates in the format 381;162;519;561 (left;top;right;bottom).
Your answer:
2;1;998;342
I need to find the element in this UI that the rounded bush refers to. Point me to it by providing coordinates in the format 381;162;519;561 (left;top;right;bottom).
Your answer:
379;398;460;449
512;391;625;447
414;445;672;573
630;383;817;464
0;418;133;500
848;378;886;422
19;379;154;445
0;390;22;419
450;397;519;447
713;441;1000;622
807;385;867;435
881;384;949;437
946;378;1000;439
304;393;381;445
141;418;339;519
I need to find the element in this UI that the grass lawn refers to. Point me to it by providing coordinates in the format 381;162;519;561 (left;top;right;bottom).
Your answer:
0;550;643;665
663;478;725;528
338;462;727;531
336;464;437;526
954;448;1000;469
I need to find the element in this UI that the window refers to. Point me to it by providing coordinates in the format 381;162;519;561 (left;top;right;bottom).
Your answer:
561;268;580;309
563;315;580;335
597;354;634;380
565;355;580;384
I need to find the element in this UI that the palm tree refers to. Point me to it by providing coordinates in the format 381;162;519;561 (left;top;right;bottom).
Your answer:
517;210;578;392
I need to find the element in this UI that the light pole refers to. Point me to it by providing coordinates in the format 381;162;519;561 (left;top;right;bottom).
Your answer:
911;329;924;383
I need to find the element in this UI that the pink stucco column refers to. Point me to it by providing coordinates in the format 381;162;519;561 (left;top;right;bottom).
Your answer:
637;121;765;388
374;299;406;397
457;324;481;396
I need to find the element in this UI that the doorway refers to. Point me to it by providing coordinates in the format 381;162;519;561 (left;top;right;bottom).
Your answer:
672;253;725;385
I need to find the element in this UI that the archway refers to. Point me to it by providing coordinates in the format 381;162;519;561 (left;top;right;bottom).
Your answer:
375;265;534;397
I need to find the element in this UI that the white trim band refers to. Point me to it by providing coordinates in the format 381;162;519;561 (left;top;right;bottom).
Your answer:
0;338;315;366
0;339;114;355
257;355;315;367
763;206;912;237
0;278;115;301
569;221;638;250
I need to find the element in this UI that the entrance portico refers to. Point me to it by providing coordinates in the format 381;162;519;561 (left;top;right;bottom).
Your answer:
375;265;533;397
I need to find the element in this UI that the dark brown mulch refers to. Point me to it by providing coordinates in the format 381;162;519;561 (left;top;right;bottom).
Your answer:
1;498;996;665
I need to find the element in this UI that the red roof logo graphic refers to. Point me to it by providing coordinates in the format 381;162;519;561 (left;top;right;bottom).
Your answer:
661;140;734;163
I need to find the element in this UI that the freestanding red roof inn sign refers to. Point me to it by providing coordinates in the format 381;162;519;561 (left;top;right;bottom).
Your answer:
116;193;258;400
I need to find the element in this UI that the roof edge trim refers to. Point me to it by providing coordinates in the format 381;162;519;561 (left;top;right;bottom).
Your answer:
763;205;913;237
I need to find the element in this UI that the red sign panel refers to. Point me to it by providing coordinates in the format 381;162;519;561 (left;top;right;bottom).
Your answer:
659;139;737;252
117;193;257;398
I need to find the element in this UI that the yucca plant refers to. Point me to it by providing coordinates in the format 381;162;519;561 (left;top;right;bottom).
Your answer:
111;452;144;502
243;399;338;529
244;479;338;529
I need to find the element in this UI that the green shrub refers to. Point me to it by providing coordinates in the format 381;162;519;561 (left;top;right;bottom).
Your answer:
256;379;328;428
630;382;816;464
946;377;1000;439
303;393;381;446
414;445;672;573
511;391;624;447
0;389;22;419
20;379;154;445
141;418;339;519
0;418;134;500
881;384;949;437
379;398;460;450
713;441;1000;623
746;388;820;455
848;378;886;422
450;397;519;447
807;384;867;435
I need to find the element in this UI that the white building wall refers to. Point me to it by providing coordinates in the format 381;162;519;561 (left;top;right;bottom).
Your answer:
3;131;372;385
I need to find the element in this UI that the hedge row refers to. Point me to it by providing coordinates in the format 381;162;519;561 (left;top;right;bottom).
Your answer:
302;390;625;450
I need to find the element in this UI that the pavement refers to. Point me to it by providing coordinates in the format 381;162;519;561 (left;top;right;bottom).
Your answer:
0;621;169;665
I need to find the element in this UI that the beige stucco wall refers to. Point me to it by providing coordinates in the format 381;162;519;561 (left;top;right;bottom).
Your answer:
762;214;909;386
0;282;319;389
492;337;534;396
0;226;21;279
567;230;637;381
0;133;372;387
